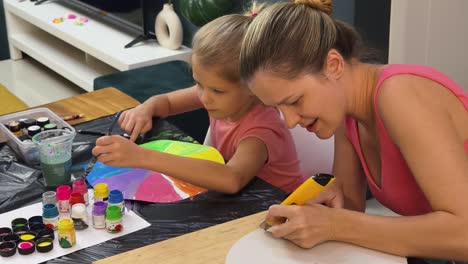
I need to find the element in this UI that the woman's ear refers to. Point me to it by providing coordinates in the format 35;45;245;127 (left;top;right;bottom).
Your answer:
324;49;344;81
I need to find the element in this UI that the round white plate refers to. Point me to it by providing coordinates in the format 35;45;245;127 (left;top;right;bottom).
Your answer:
226;229;406;264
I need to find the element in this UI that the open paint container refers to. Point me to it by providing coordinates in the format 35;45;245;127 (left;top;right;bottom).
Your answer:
19;231;36;242
0;227;12;241
0;241;17;257
36;237;54;253
37;228;55;240
18;241;35;255
2;234;20;244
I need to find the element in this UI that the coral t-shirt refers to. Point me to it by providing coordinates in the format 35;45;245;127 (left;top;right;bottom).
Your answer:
210;104;305;193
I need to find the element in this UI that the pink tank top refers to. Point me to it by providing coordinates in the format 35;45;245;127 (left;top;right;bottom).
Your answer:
345;64;468;216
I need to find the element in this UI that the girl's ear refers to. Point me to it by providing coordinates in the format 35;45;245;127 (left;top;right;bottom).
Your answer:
324;49;345;81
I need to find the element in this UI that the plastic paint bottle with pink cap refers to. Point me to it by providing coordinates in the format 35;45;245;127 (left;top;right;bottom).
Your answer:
56;185;71;214
72;179;89;205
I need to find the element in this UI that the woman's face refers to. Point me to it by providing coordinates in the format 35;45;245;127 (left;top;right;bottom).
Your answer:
247;71;346;139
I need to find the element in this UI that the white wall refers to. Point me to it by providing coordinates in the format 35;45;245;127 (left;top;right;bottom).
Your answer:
389;0;468;90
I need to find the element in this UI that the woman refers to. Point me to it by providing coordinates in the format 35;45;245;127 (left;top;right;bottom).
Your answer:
239;0;468;263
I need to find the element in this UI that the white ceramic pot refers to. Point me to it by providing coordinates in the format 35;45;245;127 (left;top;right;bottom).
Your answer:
155;3;183;50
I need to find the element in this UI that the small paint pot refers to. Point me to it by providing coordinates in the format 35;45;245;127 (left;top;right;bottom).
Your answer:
13;226;29;235
19;231;36;242
11;218;28;229
0;227;12;241
30;223;46;232
28;216;43;228
36;237;53;253
2;234;19;244
0;241;17;257
37;228;55;240
18;241;35;255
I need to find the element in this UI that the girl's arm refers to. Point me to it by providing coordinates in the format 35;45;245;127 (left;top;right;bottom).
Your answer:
144;85;204;117
95;136;268;194
333;76;468;259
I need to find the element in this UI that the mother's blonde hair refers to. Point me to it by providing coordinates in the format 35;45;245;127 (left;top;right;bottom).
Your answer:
240;0;362;81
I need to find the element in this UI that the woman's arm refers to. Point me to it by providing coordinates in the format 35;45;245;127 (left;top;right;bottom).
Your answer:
333;76;468;259
95;136;268;194
333;124;368;211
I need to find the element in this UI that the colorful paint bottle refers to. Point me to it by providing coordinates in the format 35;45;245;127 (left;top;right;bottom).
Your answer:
69;192;85;206
56;185;71;214
92;201;106;229
42;204;59;230
94;183;108;202
71;203;88;230
108;190;125;215
72;179;89;205
105;205;123;233
57;219;75;248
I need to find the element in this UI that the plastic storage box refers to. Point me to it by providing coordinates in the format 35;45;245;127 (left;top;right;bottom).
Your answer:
0;108;76;164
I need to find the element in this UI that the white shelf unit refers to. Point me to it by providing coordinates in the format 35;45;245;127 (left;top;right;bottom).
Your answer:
4;0;192;92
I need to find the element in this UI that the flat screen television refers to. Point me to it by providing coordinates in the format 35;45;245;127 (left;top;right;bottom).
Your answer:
58;0;163;48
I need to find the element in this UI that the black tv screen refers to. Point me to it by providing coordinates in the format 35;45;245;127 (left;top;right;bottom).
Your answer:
60;0;150;35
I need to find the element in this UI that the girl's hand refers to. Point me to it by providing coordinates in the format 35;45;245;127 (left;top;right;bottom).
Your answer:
92;135;144;168
265;204;336;249
118;104;154;142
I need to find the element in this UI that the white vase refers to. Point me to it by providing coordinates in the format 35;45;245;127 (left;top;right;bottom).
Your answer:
155;3;183;50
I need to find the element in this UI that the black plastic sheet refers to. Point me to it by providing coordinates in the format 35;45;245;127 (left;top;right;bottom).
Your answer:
0;116;286;263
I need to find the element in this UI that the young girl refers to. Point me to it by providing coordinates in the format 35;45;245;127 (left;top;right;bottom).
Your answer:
240;0;468;263
92;4;305;194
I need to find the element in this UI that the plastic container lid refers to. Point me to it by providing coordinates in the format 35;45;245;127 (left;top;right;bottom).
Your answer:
56;185;71;200
108;190;123;204
106;205;122;221
92;201;107;215
37;228;54;240
2;234;19;244
0;227;12;239
94;183;109;198
18;241;35;255
36;237;54;253
28;216;43;228
42;204;59;219
0;241;17;257
57;219;74;231
11;218;28;229
72;180;87;194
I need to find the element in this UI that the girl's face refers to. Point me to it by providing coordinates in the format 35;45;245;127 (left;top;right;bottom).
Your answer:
247;71;346;139
192;57;256;122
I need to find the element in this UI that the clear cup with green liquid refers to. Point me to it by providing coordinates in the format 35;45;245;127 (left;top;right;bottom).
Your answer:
33;129;75;187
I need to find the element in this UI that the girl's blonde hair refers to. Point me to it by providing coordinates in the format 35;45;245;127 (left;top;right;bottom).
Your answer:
192;2;266;83
240;0;362;81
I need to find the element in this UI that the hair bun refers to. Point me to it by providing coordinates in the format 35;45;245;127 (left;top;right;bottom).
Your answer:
294;0;333;15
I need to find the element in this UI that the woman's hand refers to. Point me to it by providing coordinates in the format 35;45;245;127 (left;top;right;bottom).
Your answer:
118;104;154;142
305;180;345;208
265;203;337;249
92;135;144;168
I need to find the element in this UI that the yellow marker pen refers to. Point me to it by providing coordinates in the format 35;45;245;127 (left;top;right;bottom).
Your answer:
260;173;335;230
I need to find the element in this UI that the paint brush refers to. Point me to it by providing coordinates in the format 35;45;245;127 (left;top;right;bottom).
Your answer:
82;111;122;178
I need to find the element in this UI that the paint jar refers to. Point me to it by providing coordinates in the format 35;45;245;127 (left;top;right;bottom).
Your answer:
44;123;57;131
0;227;12;241
36;117;50;128
92;201;106;229
42;191;57;206
42;203;59;230
71;203;89;230
56;185;71;214
6;120;22;137
72;179;89;205
30;223;46;233
28;215;43;228
19;231;36;242
27;125;41;138
13;226;29;235
17;241;35;255
0;241;17;257
70;192;85;206
37;228;54;240
11;218;28;229
105;205;123;233
33;129;74;186
36;237;53;253
57;219;75;248
108;190;125;215
94;183;109;202
2;234;19;244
